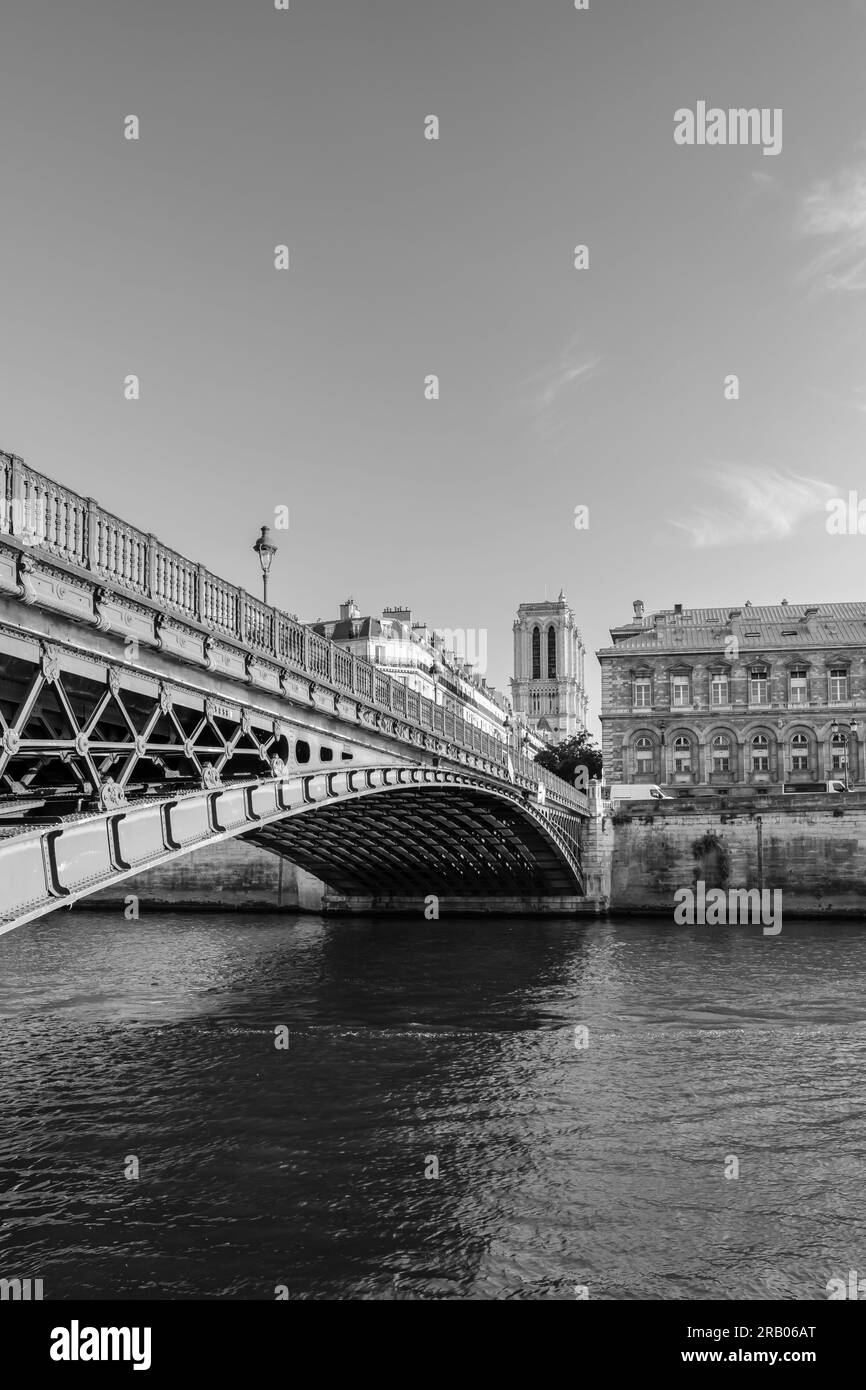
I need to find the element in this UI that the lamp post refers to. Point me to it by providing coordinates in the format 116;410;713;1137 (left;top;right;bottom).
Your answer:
253;526;278;605
849;718;859;790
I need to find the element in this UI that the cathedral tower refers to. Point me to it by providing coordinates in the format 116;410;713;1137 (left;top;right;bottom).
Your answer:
511;592;588;742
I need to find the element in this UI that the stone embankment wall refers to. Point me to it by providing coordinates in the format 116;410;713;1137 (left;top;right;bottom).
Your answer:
85;838;325;913
79;794;866;919
606;794;866;917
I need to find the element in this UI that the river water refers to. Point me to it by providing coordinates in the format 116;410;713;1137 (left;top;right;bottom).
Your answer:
1;911;864;1300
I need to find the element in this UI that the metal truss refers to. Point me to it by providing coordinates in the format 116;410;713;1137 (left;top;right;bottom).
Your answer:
0;637;285;813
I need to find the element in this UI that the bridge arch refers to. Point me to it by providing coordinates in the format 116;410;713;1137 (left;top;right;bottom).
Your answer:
0;766;584;934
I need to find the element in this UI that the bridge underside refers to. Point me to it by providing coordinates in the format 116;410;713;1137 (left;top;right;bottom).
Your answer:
0;768;584;934
246;786;580;897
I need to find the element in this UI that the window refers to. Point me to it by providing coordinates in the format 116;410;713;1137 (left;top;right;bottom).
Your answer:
791;733;809;771
674;735;691;772
751;734;769;771
749;668;769;704
789;668;808;704
547;625;557;679
829;668;848;702
710;674;728;706
295;740;311;764
711;735;731;772
633;677;651;708
547;692;556;712
635;736;654;773
831;732;848;771
531;626;541;680
672;675;690;707
530;689;541;715
320;746;333;762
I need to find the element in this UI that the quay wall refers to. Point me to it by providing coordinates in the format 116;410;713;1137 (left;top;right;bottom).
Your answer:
85;838;326;913
605;794;866;917
78;795;866;920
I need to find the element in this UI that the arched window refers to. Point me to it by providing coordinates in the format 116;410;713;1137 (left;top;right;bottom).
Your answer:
831;731;848;771
674;735;691;772
547;625;557;678
791;733;809;771
712;734;730;772
751;734;769;771
635;736;654;773
531;626;541;680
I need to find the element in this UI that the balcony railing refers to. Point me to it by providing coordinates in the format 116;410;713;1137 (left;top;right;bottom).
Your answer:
0;453;587;810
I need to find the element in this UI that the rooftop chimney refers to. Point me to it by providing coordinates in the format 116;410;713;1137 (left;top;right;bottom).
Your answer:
633;599;644;620
339;597;361;621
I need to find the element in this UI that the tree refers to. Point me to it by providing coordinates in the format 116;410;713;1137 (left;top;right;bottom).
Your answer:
534;733;602;784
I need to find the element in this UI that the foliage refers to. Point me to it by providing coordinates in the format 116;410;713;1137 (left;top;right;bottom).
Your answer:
534;733;603;784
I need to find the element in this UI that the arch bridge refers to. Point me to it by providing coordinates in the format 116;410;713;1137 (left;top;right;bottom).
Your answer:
0;455;587;934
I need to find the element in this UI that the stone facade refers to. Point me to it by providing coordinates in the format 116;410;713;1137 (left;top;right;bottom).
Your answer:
511;593;589;742
597;600;866;790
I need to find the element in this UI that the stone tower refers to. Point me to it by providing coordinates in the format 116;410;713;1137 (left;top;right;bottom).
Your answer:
511;592;588;742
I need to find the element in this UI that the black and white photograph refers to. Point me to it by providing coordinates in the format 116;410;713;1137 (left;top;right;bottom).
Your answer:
1;0;865;1360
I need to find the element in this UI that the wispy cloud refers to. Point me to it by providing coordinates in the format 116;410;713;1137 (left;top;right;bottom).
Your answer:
521;336;602;440
798;159;866;291
749;169;778;192
670;467;836;548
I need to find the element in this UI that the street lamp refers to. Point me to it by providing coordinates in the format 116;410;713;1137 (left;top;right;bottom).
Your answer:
253;526;278;605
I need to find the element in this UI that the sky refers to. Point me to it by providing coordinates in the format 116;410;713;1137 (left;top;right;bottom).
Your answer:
3;0;866;738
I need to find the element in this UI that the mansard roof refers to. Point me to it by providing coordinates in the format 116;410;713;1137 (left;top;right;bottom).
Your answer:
312;617;382;639
598;602;866;655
